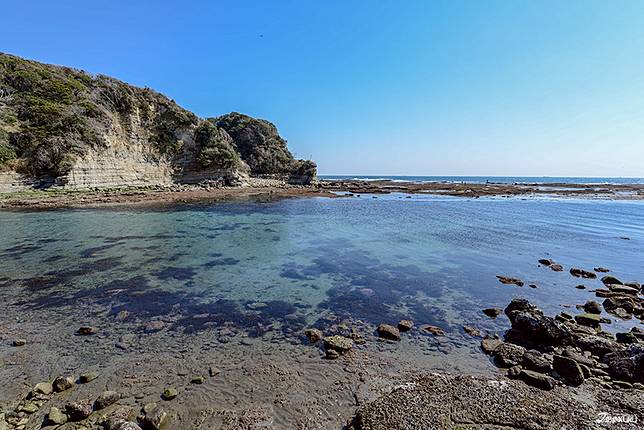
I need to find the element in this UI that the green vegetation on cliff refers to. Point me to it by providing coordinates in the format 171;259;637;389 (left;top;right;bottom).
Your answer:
0;52;316;183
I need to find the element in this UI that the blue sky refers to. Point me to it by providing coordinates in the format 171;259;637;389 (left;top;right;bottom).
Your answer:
2;1;644;176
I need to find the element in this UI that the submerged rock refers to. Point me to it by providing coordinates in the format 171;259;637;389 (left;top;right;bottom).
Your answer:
482;308;502;318
549;264;564;272
377;324;401;341
570;268;597;279
496;276;524;286
594;267;610;273
421;325;445;336
462;325;481;337
538;258;554;266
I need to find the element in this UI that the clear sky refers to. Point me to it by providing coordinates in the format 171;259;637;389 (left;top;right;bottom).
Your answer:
2;1;644;176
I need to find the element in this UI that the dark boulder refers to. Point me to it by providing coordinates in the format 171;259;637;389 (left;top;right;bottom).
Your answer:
601;344;644;383
504;299;574;348
601;275;622;286
553;355;584;386
570;268;597;279
492;343;526;367
522;350;553;373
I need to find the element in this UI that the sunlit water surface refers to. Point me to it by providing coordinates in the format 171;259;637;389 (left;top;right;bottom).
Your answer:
1;194;643;339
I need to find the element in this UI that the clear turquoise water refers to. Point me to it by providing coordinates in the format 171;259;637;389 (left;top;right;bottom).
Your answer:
1;193;642;337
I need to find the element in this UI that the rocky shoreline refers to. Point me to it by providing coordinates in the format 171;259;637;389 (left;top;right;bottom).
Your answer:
2;178;644;210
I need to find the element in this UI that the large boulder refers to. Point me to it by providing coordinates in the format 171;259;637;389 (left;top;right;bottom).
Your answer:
504;299;574;348
601;344;644;383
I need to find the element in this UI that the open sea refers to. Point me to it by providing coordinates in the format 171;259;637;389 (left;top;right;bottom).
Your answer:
319;175;644;185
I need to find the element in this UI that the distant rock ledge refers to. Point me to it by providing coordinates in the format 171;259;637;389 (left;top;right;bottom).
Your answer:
0;53;315;192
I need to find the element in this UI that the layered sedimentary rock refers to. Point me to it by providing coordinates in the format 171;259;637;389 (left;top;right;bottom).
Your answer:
0;52;315;191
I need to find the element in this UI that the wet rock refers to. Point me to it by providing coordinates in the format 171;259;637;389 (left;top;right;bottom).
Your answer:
161;387;178;400
504;299;574;347
496;276;524;286
574;313;601;328
608;285;639;297
191;376;205;384
553;355;584;386
482;308;502;318
602;344;644;383
377;324;401;341
80;371;98;383
624;281;641;291
480;338;502;354
140;403;167;430
304;328;322;343
421;325;445;336
601;275;622;286
47;406;68;425
570;268;596;279
66;399;93;421
603;296;636;313
33;381;53;395
397;320;413;332
53;375;75;392
575;284;586;289
324;335;353;353
78;326;98;335
576;335;624;357
462;325;481;337
522;350;553;373
519;369;556;390
95;391;120;410
630;327;644;341
594;267;610;273
549;264;564;272
583;301;602;314
12;339;26;347
528;284;537;289
538;258;554;266
492;343;526;367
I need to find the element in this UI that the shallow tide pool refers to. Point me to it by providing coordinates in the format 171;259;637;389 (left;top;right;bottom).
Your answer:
1;193;642;338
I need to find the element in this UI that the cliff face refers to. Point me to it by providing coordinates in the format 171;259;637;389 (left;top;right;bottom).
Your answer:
0;53;316;191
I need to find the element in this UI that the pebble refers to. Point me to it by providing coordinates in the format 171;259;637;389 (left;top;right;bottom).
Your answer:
161;387;178;400
53;376;75;392
47;407;68;425
12;339;26;347
95;391;120;410
78;326;98;335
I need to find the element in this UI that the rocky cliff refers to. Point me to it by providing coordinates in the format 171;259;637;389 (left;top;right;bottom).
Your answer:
0;52;316;191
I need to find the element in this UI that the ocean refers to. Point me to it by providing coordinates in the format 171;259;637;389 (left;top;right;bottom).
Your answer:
319;175;644;185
